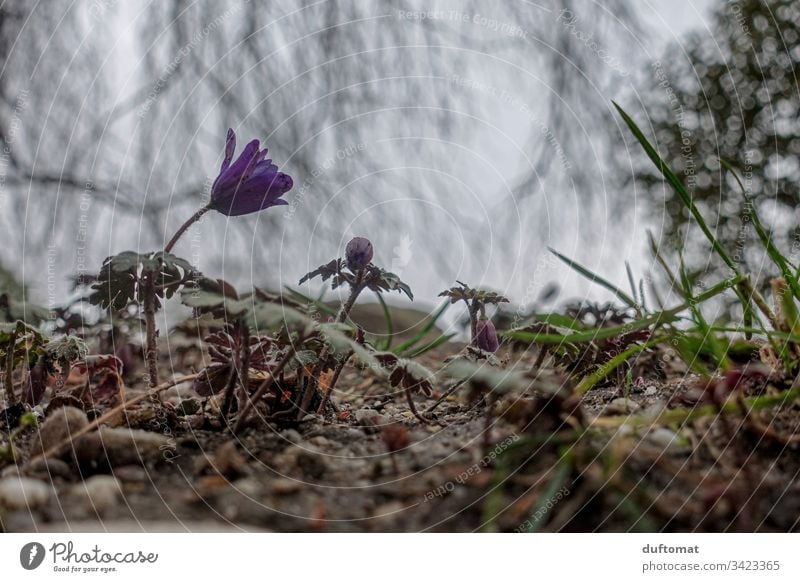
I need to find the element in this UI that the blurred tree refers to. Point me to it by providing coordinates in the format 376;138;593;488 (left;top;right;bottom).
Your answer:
0;0;640;304
634;0;800;287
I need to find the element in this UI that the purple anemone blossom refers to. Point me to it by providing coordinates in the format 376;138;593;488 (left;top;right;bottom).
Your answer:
209;128;293;217
345;237;374;271
474;318;500;353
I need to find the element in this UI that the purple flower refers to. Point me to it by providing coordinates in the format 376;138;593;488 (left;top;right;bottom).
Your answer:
345;237;374;271
474;319;500;353
209;128;293;217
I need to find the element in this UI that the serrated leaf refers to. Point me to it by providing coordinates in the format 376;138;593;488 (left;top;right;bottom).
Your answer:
45;335;88;364
438;281;507;307
299;259;343;285
90;251;196;311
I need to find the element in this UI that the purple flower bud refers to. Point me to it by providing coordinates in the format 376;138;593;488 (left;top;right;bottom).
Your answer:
345;237;373;271
209;128;293;217
474;319;500;353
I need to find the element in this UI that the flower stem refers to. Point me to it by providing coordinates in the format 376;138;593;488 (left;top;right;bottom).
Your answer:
312;272;366;417
142;274;159;388
3;329;17;404
466;298;479;346
164;205;211;254
337;270;365;323
316;351;351;415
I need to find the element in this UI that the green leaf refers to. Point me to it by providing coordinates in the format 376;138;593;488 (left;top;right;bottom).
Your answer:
443;359;530;396
575;337;662;394
720;158;800;301
549;247;637;309
614;102;738;272
375;292;394;350
393;300;449;355
285;286;338;319
247;301;315;335
316;322;380;371
372;269;414;301
518;453;573;533
405;333;456;358
505;275;741;345
180;289;248;317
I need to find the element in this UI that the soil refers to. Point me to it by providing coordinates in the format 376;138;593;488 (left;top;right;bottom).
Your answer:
2;338;800;533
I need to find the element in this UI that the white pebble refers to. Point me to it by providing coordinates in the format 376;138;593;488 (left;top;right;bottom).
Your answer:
0;477;52;510
72;475;122;515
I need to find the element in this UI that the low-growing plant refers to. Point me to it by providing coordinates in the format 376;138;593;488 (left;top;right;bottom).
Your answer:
88;129;293;389
299;236;413;416
439;281;508;352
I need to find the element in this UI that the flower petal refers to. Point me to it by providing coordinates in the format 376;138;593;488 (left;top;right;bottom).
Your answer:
220;128;236;172
212;138;260;195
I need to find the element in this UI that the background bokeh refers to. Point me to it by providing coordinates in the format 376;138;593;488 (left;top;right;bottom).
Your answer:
4;0;795;327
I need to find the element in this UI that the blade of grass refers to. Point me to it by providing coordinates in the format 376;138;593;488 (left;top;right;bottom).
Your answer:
392;300;449;355
505;275;742;345
404;333;456;358
549;246;637;309
592;383;800;429
524;313;585;330
518;452;573;533
575;337;663;394
720;158;800;301
614;102;738;271
375;291;394;350
677;251;730;371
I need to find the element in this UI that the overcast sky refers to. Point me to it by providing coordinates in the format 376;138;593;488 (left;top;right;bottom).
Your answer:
11;0;725;320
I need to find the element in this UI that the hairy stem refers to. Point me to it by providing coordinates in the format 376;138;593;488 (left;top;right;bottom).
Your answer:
302;273;366;418
424;380;465;415
316;351;351;415
164;205;211;254
465;299;479;345
3;329;17;404
337;270;365;323
405;387;428;423
236;322;251;413
142;274;159;388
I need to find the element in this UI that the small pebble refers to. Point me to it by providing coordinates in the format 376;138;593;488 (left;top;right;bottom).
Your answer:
281;429;303;444
232;477;262;498
71;475;122;515
308;436;333;447
208;441;249;478
1;465;21;478
270;478;301;495
36;406;89;456
112;465;150;483
277;445;328;479
25;457;73;481
0;476;52;510
75;427;175;468
646;428;691;453
355;408;380;424
606;398;640;415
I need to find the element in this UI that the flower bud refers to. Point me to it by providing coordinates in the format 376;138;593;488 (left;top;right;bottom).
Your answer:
345;237;373;271
474;318;500;353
